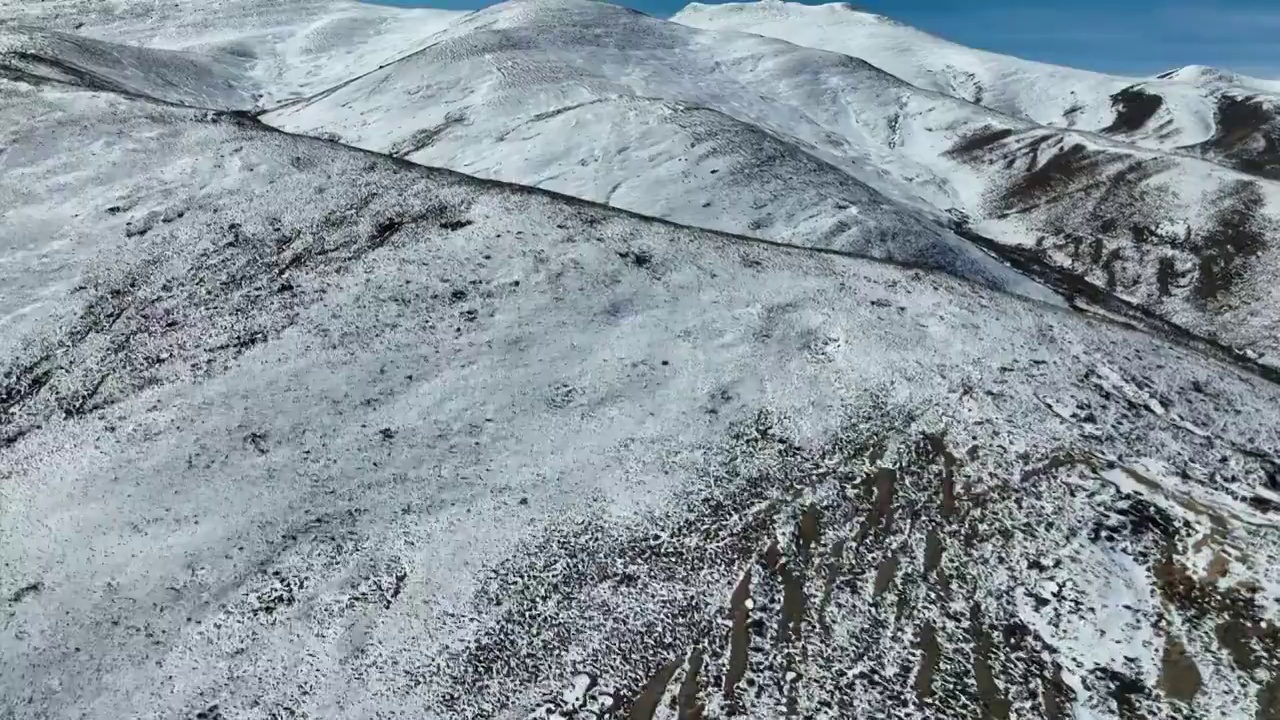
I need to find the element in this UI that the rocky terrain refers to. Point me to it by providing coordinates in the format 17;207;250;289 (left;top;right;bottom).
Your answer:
2;2;1279;719
8;0;1280;366
674;1;1280;370
674;1;1280;159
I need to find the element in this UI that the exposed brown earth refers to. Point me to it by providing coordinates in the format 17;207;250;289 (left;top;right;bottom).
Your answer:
429;409;1279;719
1103;86;1165;135
1191;95;1280;181
946;126;1280;370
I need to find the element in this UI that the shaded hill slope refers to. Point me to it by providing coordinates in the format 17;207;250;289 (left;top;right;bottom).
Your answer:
0;0;465;102
1;24;256;108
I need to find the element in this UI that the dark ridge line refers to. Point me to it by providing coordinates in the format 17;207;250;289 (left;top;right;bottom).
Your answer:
215;108;1047;291
225;107;1280;388
6;62;1276;389
3;37;1045;312
0;49;233;112
0;64;1022;294
2;50;137;96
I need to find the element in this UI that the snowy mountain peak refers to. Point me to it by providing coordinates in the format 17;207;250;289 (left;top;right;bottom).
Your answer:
1157;63;1280;94
680;0;897;25
1156;64;1250;88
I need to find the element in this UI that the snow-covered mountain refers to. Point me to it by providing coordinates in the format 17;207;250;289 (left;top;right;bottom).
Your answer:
3;2;1280;719
6;62;1280;720
260;0;1056;298
0;0;464;103
259;0;1280;367
675;0;1280;176
8;0;1279;365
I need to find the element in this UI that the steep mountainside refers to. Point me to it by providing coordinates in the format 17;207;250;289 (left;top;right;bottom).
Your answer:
4;71;1280;720
261;0;1045;297
0;0;465;102
942;125;1280;370
0;24;256;108
10;0;1276;366
263;0;1280;367
674;0;1280;176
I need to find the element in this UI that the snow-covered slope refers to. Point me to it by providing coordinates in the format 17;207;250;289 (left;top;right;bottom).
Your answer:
675;1;1157;132
674;0;1280;167
0;0;466;102
261;0;1046;297
261;0;1280;367
942;125;1280;368
5;72;1280;720
5;0;1278;366
1159;64;1280;99
0;24;256;108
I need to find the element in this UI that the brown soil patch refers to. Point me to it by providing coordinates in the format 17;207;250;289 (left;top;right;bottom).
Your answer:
872;467;897;536
1158;636;1202;704
946;126;1017;157
1197;95;1280;180
970;604;1011;720
915;622;941;704
924;527;943;578
1194;180;1268;305
1041;667;1073;720
1214;618;1258;672
873;553;899;598
629;659;681;720
723;570;752;706
676;646;705;720
777;561;806;646
1258;674;1280;720
1104;86;1165;134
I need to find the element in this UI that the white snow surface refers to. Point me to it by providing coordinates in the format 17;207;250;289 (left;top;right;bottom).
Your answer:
263;0;1280;365
3;3;1280;717
5;71;1280;720
8;0;1280;364
0;0;466;102
262;0;1054;298
674;0;1280;151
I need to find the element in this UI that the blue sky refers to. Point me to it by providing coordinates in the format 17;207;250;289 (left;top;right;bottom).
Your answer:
370;0;1280;78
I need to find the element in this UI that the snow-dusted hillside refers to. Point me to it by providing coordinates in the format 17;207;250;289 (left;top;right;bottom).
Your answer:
258;0;1280;367
261;0;1047;297
1;24;257;108
0;0;465;102
675;0;1280;172
5;66;1280;720
941;125;1280;369
5;0;1277;365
